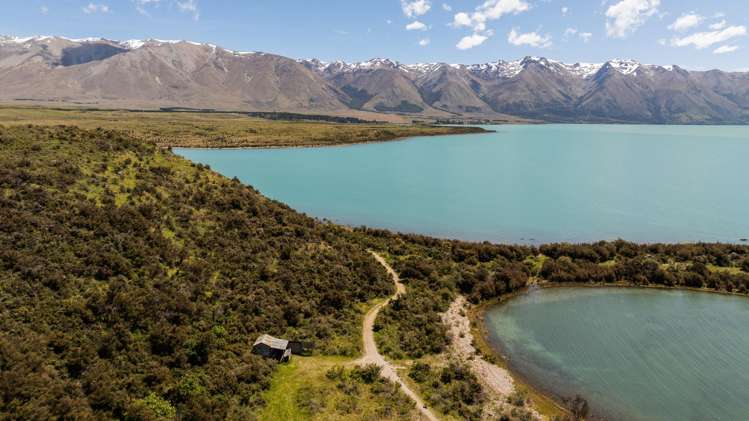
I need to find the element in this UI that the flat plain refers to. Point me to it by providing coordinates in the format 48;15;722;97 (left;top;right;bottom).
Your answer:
0;106;487;148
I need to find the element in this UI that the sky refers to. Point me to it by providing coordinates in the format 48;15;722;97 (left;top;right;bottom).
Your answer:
1;0;748;70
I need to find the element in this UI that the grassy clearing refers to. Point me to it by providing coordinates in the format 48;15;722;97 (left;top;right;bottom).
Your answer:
524;254;548;276
259;296;417;421
0;106;488;148
662;262;747;276
258;357;418;421
257;356;341;421
707;264;745;275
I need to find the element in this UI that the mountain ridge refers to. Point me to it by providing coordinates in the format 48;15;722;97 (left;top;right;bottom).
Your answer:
2;35;748;124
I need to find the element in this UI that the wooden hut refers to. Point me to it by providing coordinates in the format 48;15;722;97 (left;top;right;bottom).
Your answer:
252;334;292;362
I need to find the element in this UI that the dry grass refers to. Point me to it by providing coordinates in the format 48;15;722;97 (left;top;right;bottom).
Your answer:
0;106;489;148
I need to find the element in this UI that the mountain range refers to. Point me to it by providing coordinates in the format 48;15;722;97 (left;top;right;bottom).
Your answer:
2;35;749;124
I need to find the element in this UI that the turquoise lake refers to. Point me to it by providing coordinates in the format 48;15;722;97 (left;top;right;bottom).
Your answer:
484;288;749;421
175;124;749;244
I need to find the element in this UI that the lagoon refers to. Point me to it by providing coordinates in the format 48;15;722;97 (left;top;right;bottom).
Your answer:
484;287;749;421
176;124;749;244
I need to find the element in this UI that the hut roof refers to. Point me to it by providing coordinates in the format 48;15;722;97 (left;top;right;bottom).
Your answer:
253;334;289;351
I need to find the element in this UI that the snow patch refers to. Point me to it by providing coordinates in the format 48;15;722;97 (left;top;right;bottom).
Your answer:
563;62;604;78
607;59;640;75
401;63;446;74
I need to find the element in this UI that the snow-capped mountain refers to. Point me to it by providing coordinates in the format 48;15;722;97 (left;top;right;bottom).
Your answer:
1;35;748;123
299;56;669;80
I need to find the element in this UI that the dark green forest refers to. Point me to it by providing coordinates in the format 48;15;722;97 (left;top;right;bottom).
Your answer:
2;125;749;420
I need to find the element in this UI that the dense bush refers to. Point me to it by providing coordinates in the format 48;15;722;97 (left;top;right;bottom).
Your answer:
375;265;451;359
0;126;393;419
408;361;484;420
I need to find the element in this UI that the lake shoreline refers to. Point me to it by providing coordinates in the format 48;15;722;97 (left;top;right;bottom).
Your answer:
473;282;749;420
167;126;494;150
178;124;749;245
469;293;571;419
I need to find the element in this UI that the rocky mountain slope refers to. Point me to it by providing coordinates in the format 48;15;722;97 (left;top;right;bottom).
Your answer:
0;36;343;112
2;36;748;123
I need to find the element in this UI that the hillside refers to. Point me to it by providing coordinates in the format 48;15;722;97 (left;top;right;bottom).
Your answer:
1;36;748;124
0;125;398;418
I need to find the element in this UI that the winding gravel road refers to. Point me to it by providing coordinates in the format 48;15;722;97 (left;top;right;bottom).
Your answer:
358;252;439;421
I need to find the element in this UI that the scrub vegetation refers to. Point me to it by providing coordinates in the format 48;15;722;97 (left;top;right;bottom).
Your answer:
0;126;393;419
362;231;749;362
407;361;485;419
354;230;749;419
1;115;749;420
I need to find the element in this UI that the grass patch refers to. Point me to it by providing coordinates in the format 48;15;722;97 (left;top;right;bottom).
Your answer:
707;264;745;275
524;254;548;276
258;357;416;421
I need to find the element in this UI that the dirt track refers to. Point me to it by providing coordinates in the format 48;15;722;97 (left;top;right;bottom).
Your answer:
358;252;439;421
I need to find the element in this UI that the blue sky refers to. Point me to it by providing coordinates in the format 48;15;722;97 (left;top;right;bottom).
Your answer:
1;0;748;70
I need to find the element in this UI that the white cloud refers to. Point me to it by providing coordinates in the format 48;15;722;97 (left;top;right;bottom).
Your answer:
668;13;703;32
605;0;660;38
452;0;529;50
507;29;552;48
452;12;473;27
131;0;165;17
176;0;199;20
457;33;488;49
419;38;431;46
476;0;529;21
132;0;198;19
83;3;110;14
401;0;431;18
561;6;568;16
452;0;530;32
566;28;593;43
713;45;738;54
40;5;49;15
386;19;393;24
406;21;428;31
710;20;727;30
670;25;747;49
442;3;452;11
